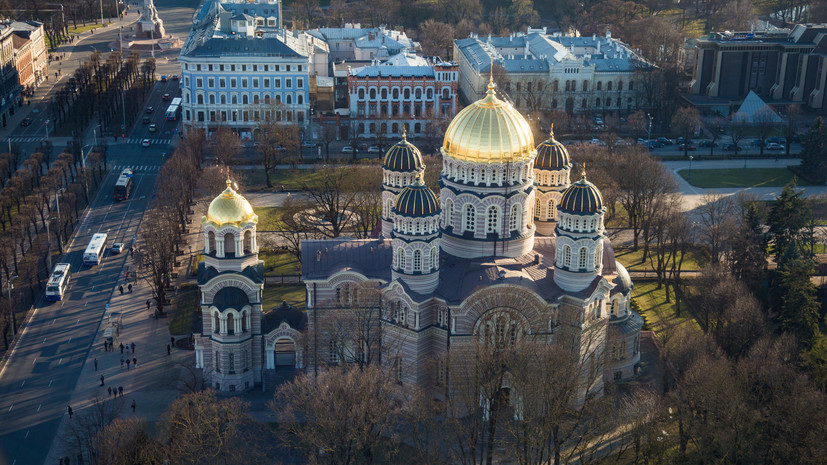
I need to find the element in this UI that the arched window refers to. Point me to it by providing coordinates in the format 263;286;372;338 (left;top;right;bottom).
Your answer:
607;81;613;91
404;88;410;99
220;94;227;104
487;206;499;234
431;247;439;271
415;88;422;99
594;247;600;269
242;94;248;104
398;248;406;271
597;81;602;91
215;351;220;372
209;94;215;104
509;204;521;231
241;311;247;332
243;230;252;253
358;88;365;99
369;88;376;99
229;352;235;371
253;94;260;104
606;98;612;107
197;94;204;104
381;88;388;99
618;81;623;91
464;204;476;233
563;245;571;267
579;247;588;269
535;198;541;217
223;233;235;257
207;231;216;254
427;88;433;99
227;313;235;335
595;98;601;107
286;94;292;104
264;94;270;104
413;250;422;272
547;199;556;220
445;199;454;227
213;313;219;333
611;300;618;316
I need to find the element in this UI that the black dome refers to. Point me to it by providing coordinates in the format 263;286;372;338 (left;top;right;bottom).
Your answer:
393;180;440;218
559;175;604;215
383;133;424;172
534;127;571;171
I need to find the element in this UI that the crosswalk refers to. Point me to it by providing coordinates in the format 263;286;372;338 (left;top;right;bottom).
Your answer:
6;136;44;143
112;164;160;173
123;138;172;145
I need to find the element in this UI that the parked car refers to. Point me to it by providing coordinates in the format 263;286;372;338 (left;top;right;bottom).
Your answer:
594;117;604;126
656;137;674;145
342;146;354;154
648;141;664;149
724;143;739;151
142;116;151;124
302;140;318;148
141;139;151;147
676;137;686;145
20;117;32;126
766;136;784;144
367;146;381;154
160;75;167;82
171;74;179;81
162;93;171;101
699;140;717;148
112;243;124;254
148;123;157;132
765;143;784;151
145;106;154;114
678;143;697;151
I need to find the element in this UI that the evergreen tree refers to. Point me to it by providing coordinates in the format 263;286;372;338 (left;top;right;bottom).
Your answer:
767;184;808;261
800;116;827;177
730;202;768;291
775;244;821;349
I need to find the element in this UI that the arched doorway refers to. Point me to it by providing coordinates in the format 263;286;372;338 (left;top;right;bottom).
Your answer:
565;97;574;114
274;338;296;368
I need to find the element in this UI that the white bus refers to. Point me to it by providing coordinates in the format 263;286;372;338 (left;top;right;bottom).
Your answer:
45;263;71;301
166;97;182;121
83;233;108;266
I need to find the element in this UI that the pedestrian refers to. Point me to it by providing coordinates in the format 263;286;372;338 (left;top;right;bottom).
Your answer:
125;345;130;354
167;344;171;355
126;359;130;369
120;343;124;353
131;342;135;354
67;405;73;418
128;284;132;293
108;386;112;397
100;374;104;386
146;300;151;311
131;400;136;412
170;336;175;347
94;358;98;371
119;285;123;295
133;357;137;368
120;358;124;368
118;386;123;396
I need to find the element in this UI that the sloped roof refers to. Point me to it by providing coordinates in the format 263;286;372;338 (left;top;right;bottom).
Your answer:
733;91;782;124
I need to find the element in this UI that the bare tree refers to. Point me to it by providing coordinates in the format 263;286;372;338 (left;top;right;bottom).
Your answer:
256;108;300;187
58;396;125;464
302;166;359;238
210;127;242;166
696;192;737;264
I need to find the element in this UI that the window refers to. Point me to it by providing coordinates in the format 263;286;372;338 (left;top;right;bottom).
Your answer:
594;247;600;269
329;340;339;364
242;78;248;88
253;78;259;88
597;81;602;91
231;78;237;88
398;248;406;271
286;78;292;88
264;78;270;88
400;307;407;325
413;250;422;272
431;247;439;271
582;80;589;91
547;200;555;219
215;351;220;372
535;198;541;217
464;204;476;233
445;199;454;227
229;352;235;372
579;247;588;269
509;204;521;231
213;313;219;333
208;78;214;87
607;81;613;91
486;206;499;234
563;245;571;267
196;78;203;87
219;78;226;87
275;78;281;88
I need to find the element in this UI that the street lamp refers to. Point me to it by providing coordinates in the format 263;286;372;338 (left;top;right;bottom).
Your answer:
55;188;65;249
688;155;694;183
7;275;18;339
45;216;57;271
81;144;93;201
94;124;102;148
647;113;653;145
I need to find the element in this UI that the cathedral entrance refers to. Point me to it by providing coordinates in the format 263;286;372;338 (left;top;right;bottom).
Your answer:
274;338;296;367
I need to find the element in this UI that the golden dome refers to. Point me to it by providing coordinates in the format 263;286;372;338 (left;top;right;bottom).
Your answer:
559;171;605;215
203;180;258;226
383;130;424;172
535;125;571;171
393;178;440;218
442;77;535;164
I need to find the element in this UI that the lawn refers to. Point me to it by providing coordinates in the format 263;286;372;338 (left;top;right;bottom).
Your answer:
257;206;287;230
262;285;305;311
615;246;706;271
259;248;301;275
242;168;327;191
678;167;810;188
68;23;106;34
169;284;199;336
632;281;701;336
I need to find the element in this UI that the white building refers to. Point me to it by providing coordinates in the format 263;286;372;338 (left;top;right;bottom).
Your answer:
454;28;653;115
179;0;329;138
307;24;418;63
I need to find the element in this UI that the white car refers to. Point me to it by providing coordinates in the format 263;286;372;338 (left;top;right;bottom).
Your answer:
112;243;124;254
148;123;157;132
342;146;354;154
367;146;380;154
141;139;151;147
302;140;318;148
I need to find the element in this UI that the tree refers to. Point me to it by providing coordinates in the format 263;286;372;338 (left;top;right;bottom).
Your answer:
507;0;539;30
93;418;163;465
766;184;808;261
800;116;827;178
58;396;125;464
729;200;768;291
754;106;780;158
350;165;383;239
302;167;359;238
782;104;801;157
775;247;821;348
696;193;737;264
288;0;322;28
139;206;177;315
256;111;300;187
271;364;403;465
672;106;700;157
418;20;454;58
619;16;684;70
210;126;242;166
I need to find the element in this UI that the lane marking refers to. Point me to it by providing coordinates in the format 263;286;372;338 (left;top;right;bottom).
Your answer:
48;380;52;387
20;380;24;388
8;402;13;412
24;430;29;439
37;404;41;412
51;318;56;325
58;358;62;365
42;338;46;344
32;358;36;365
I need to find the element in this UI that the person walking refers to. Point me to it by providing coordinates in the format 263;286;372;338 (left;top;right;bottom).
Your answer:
67;405;73;418
126;359;130;369
100;375;105;386
131;400;136;413
118;285;123;295
133;357;137;368
94;358;98;371
131;342;135;354
119;343;124;353
128;284;132;293
118;386;123;397
167;344;171;355
170;336;175;347
120;358;124;368
108;386;112;397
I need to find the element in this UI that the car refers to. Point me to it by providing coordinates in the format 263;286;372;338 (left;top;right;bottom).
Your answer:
766;136;784;144
341;146;354;154
614;139;632;146
145;106;154;114
699;140;717;148
141;139;151;147
162;93;171;101
765;143;784;151
356;142;368;150
656;137;674;145
20;117;32;126
751;139;763;147
171;74;179;81
648;141;664;149
148;123;157;132
678;143;697;151
724;143;739;151
594;117;604;125
676;137;686;145
367;146;381;154
142;116;151;124
160;75;167;82
302;140;318;148
112;243;124;254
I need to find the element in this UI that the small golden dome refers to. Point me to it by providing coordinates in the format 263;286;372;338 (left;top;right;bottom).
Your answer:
559;170;605;215
535;125;571;171
204;180;258;226
383;130;424;172
393;178;440;218
442;77;535;164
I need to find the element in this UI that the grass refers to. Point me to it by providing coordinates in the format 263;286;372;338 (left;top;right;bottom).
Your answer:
68;23;107;35
257;207;287;230
262;285;305;311
632;281;701;336
678;168;811;188
242;167;328;191
169;284;199;335
259;248;301;275
615;246;707;271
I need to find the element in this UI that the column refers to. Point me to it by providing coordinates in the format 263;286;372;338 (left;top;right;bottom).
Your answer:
266;349;274;369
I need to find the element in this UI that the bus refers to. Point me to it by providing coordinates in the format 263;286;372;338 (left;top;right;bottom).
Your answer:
166;97;182;121
45;263;71;301
114;168;134;201
83;233;108;266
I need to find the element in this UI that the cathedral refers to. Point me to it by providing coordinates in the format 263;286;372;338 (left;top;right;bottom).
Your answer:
194;76;642;394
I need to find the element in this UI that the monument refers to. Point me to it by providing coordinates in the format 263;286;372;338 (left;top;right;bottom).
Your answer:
136;0;165;39
115;0;180;53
